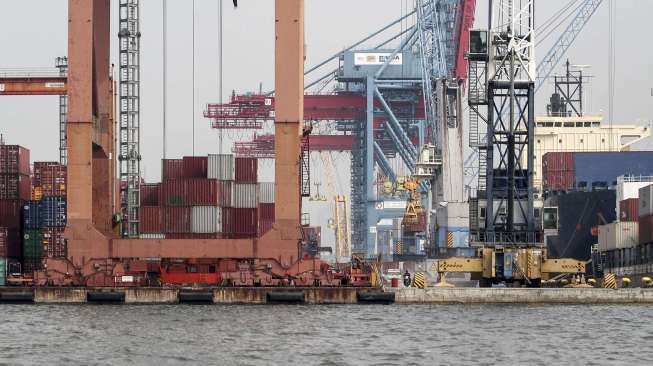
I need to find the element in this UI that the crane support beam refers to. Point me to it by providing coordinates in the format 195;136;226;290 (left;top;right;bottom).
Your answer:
267;0;305;257
0;76;67;95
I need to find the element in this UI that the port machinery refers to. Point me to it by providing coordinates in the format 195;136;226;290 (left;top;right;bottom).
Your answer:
2;0;383;287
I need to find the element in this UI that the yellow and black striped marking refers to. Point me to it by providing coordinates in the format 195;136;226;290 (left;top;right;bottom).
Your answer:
446;232;454;248
603;273;617;289
412;272;426;289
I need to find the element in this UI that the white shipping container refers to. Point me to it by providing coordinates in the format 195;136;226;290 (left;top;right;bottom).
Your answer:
259;182;275;204
639;184;653;217
598;221;639;252
191;206;222;233
139;233;166;239
208;154;235;180
232;183;258;208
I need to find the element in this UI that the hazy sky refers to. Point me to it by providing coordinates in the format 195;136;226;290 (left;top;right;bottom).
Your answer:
1;1;652;242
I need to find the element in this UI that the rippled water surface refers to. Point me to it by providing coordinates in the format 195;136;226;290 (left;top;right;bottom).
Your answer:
1;304;652;365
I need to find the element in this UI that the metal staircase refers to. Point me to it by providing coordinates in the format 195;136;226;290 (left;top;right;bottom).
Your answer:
300;134;310;197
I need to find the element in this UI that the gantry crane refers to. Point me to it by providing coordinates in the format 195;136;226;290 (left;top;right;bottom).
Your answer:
21;0;346;287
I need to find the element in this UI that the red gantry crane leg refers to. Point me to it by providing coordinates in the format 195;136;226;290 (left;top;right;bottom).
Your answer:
65;0;114;263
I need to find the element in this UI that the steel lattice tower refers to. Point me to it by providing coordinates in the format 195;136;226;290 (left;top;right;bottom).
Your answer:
481;0;537;244
55;57;68;165
118;0;142;238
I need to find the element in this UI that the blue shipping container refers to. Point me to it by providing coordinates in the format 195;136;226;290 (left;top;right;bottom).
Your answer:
23;201;41;229
40;197;67;227
573;152;653;190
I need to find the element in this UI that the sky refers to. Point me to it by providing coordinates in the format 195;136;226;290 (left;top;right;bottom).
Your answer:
1;0;652;244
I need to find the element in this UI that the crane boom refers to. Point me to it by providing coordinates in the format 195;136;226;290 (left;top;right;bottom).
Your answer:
536;0;603;91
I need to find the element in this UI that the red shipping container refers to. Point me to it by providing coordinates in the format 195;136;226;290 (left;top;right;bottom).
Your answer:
0;174;31;200
140;183;161;206
163;206;191;233
542;152;575;191
33;162;67;197
162;179;219;206
259;203;274;220
0;145;30;175
182;156;208;178
162;159;184;179
233;208;258;236
258;203;275;236
235;157;257;183
140;206;163;233
0;227;21;258
620;198;639;222
0;200;22;228
0;227;7;257
40;227;67;258
639;214;653;245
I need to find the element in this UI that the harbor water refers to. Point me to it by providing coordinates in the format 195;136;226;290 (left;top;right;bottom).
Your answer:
1;304;652;365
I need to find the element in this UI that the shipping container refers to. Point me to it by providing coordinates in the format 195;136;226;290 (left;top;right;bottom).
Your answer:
139;206;163;233
220;180;233;207
140;183;161;206
0;257;6;286
258;203;275;236
182;156;208;178
639;184;653;217
23;201;40;229
0;227;7;257
619;198;639;222
0;200;22;228
222;207;258;237
542;152;653;192
208;154;235;180
235;157;257;183
40;197;67;227
259;182;274;204
598;221;639;252
162;179;220;206
0;173;31;200
163;207;191;233
33;162;66;197
0;145;30;175
639;214;653;245
23;229;42;260
232;183;258;208
191;206;222;234
40;227;66;258
162;159;184;179
542;152;574;191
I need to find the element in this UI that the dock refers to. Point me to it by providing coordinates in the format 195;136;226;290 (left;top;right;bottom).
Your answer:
2;287;653;305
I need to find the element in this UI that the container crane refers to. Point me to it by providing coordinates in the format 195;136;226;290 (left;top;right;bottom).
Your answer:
437;0;586;287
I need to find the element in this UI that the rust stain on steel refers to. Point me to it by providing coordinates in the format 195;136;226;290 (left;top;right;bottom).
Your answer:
111;238;257;258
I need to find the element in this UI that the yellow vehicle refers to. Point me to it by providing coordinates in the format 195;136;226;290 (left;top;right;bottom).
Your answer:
435;246;586;287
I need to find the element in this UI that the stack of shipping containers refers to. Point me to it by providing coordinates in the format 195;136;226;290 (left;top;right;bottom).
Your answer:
226;157;258;238
639;185;653;247
138;154;283;239
0;145;30;281
22;162;67;272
